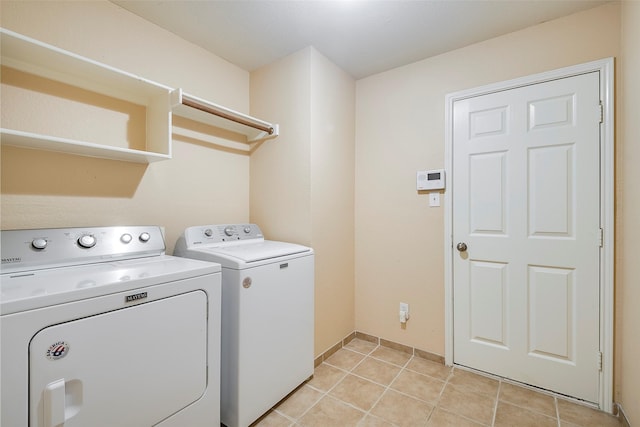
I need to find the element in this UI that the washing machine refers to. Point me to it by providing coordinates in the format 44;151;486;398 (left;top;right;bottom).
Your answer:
174;224;314;427
0;226;222;427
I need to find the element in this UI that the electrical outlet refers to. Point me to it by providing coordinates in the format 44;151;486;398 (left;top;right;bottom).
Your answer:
399;302;410;323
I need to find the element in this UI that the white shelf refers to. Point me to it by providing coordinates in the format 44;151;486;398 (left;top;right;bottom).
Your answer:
0;28;172;163
0;129;171;163
1;28;280;161
171;89;279;149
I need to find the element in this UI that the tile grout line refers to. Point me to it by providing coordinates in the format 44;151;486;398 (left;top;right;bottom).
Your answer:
278;352;357;426
491;380;502;427
423;359;454;426
283;343;472;426
319;338;621;427
298;341;565;427
270;385;324;426
444;367;505;427
285;380;330;425
287;338;621;427
342;353;452;425
495;378;569;425
355;344;401;426
394;353;419;424
343;343;424;426
302;343;387;426
425;364;497;427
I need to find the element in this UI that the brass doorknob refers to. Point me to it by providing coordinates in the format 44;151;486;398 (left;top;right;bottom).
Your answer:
456;242;468;252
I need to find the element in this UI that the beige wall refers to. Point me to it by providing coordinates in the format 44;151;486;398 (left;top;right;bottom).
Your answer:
2;0;637;418
251;47;356;355
0;0;252;251
250;48;313;245
356;4;620;355
355;2;620;355
355;1;640;418
617;1;640;424
309;51;356;355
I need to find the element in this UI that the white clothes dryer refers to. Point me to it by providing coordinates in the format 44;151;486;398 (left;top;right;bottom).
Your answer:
0;226;222;427
174;224;314;427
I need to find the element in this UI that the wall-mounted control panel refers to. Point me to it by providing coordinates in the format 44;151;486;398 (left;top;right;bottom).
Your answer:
417;169;445;191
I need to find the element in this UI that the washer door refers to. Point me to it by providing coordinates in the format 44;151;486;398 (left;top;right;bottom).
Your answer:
29;291;208;427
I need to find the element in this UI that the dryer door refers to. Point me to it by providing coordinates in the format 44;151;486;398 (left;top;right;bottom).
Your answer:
29;290;207;427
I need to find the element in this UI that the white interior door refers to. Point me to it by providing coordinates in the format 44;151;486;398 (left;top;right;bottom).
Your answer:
452;71;601;403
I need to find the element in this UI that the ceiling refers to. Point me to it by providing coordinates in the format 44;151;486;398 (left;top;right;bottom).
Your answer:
111;0;608;79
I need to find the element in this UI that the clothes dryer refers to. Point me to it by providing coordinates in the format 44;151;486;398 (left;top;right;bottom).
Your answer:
174;224;314;427
1;226;222;427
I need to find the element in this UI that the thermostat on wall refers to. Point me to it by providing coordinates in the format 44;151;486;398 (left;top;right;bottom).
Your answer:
417;169;445;190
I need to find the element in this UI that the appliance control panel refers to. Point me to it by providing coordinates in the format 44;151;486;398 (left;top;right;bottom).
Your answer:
0;226;166;273
183;224;264;246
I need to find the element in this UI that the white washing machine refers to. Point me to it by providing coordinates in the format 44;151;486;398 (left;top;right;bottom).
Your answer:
174;224;314;427
0;226;222;427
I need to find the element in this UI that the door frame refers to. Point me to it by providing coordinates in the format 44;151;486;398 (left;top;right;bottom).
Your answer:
443;58;615;412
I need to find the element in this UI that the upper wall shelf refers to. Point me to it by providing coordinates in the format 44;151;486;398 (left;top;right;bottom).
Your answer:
1;28;279;161
0;28;172;163
171;89;279;147
1;129;171;163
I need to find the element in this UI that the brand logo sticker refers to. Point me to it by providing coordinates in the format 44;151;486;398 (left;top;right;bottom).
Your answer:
46;341;70;360
125;292;148;302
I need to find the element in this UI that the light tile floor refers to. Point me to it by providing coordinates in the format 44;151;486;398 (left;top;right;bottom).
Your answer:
254;339;621;427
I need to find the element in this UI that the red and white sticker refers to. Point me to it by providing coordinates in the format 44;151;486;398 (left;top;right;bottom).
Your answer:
46;341;70;360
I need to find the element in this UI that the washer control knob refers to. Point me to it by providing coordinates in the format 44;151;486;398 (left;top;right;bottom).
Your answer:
224;226;234;237
204;228;213;237
32;238;48;250
139;232;151;243
78;234;97;248
243;226;252;234
120;233;133;244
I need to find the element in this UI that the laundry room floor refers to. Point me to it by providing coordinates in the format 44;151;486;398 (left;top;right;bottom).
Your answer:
254;338;622;427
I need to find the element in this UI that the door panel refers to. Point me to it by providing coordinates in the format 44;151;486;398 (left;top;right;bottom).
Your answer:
29;291;208;427
528;95;575;130
469;260;508;347
528;144;574;236
528;265;574;360
453;72;600;403
470;152;507;234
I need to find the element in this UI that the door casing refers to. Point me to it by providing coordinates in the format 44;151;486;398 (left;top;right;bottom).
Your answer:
443;58;614;412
